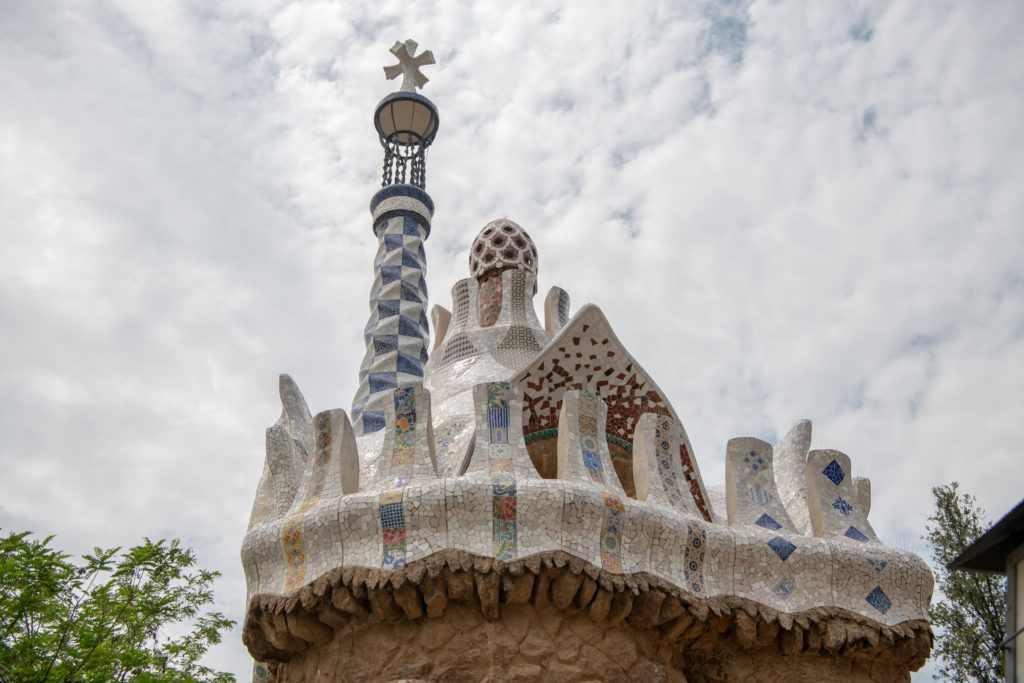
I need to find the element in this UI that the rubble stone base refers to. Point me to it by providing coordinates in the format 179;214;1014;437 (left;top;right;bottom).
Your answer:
246;551;929;683
269;601;917;682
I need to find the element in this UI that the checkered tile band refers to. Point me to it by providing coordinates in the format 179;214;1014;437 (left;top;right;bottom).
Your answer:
352;193;432;435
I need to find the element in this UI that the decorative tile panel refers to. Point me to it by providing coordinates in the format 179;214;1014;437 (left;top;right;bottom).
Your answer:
280;409;354;592
599;494;625;573
683;519;707;595
431;414;474;476
806;449;878;543
631;413;702;516
725;437;797;533
379;487;407;569
370;385;438;489
556;390;624;495
464;382;539;480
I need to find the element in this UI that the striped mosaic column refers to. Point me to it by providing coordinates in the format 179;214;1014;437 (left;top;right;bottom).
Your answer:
351;185;433;435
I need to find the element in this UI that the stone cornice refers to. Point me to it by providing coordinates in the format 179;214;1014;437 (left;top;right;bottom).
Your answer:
243;549;932;673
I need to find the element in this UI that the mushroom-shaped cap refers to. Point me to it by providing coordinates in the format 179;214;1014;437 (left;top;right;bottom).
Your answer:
468;219;538;281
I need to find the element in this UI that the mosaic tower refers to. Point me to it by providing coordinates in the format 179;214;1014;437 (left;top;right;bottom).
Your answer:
351;40;439;434
242;41;935;682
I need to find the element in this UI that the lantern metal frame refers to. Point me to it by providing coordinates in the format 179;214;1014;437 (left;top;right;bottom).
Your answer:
374;91;440;189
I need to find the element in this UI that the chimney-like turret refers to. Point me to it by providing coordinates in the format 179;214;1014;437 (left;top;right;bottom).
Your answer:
351;40;439;434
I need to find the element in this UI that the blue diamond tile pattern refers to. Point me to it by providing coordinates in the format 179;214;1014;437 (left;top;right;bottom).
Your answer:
822;459;845;486
832;497;853;516
865;586;891;614
755;513;782;531
768;536;797;562
845;526;869;542
353;212;431;434
773;578;794;599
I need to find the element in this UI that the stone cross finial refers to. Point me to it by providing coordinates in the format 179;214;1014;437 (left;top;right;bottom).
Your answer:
383;39;435;92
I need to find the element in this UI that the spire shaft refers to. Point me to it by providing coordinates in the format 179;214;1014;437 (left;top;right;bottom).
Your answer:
351;186;433;434
353;41;439;435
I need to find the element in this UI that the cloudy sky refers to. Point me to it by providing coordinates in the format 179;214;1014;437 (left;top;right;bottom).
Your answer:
2;0;1022;678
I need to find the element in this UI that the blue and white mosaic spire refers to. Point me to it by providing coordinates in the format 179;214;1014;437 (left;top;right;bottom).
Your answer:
352;40;439;435
351;189;433;433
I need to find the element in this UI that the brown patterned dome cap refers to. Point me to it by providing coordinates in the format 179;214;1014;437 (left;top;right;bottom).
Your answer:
469;219;538;281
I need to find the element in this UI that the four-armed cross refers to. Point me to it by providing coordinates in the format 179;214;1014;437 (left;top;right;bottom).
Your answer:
383;40;435;92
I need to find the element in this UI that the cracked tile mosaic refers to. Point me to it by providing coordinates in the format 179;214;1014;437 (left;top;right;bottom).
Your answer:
431;415;472;475
773;578;794;600
768;536;796;562
726;437;796;534
379;488;407;569
477;271;502;328
510;306;711;521
281;411;336;592
823;459;845;486
866;586;892;614
493;271;543;370
683;520;707;595
599;494;625;573
557;390;624;498
243;216;935;645
487;383;518;560
245;368;934;630
352;211;431;435
807;449;878;543
773;420;813;535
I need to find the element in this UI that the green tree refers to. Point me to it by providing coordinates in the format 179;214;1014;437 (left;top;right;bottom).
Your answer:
0;531;235;682
925;482;1006;683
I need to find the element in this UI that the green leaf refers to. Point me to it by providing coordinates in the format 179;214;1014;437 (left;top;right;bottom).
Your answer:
0;530;236;682
923;483;1007;683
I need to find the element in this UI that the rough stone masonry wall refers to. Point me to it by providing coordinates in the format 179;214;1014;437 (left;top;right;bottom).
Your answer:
245;551;931;683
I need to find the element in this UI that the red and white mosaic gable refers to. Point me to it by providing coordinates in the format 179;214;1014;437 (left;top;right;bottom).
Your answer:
510;305;712;521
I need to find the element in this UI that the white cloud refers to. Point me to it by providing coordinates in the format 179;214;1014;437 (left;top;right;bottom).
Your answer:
2;0;1022;678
